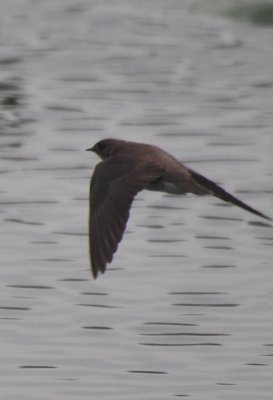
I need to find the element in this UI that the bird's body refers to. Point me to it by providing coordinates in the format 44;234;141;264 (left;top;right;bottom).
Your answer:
87;138;271;278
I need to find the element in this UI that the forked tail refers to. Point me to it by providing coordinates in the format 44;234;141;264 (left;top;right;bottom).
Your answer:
190;169;271;221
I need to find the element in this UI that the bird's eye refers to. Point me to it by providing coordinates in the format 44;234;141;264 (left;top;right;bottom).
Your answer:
97;142;105;151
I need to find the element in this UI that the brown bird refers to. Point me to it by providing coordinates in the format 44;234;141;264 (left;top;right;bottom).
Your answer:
86;138;271;278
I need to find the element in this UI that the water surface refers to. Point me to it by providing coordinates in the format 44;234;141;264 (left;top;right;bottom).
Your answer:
0;1;273;399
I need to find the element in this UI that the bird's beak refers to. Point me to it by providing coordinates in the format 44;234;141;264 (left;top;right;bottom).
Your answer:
86;146;95;152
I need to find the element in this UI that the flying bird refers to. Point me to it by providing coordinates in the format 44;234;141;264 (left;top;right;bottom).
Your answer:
86;139;271;278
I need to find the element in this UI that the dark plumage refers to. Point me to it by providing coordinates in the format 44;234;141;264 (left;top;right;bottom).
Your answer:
86;139;271;278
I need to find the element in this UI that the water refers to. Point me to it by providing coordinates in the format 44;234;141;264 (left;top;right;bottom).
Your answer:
1;1;273;399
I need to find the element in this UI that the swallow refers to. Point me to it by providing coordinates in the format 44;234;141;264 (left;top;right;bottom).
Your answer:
86;139;271;278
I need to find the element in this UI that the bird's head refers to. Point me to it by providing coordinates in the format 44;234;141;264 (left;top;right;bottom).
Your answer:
86;139;119;160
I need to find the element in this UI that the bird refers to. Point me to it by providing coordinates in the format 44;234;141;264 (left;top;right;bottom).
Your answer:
86;138;271;279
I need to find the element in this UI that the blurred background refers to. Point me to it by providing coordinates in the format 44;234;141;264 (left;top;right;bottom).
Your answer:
0;1;273;399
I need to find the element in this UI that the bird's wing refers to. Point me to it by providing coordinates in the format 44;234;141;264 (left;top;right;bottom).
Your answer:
89;159;164;278
189;168;271;221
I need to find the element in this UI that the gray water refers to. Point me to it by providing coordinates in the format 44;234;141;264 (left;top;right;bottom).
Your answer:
1;1;273;399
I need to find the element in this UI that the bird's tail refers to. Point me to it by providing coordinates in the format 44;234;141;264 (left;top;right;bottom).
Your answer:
189;169;271;221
